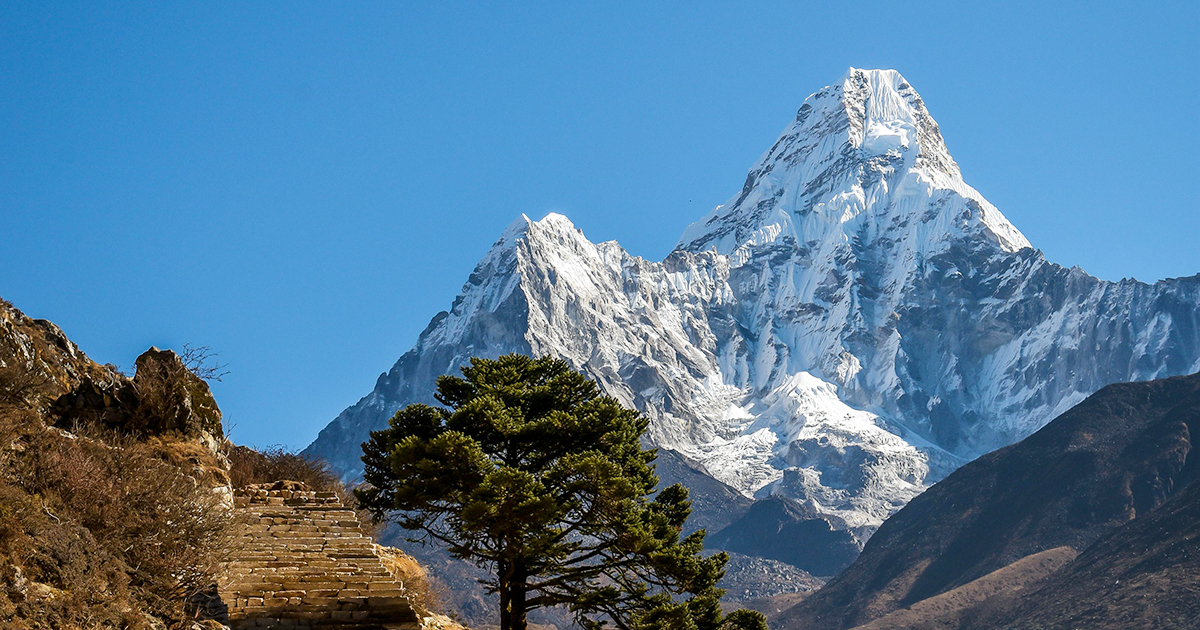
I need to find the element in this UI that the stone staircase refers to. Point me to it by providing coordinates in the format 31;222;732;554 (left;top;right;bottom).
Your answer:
219;482;420;629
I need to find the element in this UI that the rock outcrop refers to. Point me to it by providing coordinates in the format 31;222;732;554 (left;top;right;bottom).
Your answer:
0;299;122;408
131;347;223;436
709;496;862;577
221;482;420;630
52;346;224;440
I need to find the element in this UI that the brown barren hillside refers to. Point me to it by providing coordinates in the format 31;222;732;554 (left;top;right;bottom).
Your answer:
0;298;235;627
846;547;1077;630
778;371;1200;630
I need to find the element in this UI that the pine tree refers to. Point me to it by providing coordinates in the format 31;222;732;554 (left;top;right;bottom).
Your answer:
358;354;767;630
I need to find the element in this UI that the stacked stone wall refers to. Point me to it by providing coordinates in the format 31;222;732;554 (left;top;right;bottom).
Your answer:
220;482;419;630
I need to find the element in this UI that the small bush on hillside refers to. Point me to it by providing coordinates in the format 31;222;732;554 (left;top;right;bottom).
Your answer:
227;445;382;539
227;444;341;490
0;479;139;629
0;359;50;409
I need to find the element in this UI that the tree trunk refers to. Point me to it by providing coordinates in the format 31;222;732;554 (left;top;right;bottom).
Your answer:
499;559;511;630
511;559;529;630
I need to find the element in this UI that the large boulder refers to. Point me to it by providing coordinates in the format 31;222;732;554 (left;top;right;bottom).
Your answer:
131;347;223;437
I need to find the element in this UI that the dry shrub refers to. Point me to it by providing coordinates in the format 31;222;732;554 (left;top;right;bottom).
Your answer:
0;412;132;628
0;480;137;629
0;418;233;626
227;444;342;491
0;324;233;627
142;434;232;489
227;445;381;539
0;355;51;410
377;545;444;616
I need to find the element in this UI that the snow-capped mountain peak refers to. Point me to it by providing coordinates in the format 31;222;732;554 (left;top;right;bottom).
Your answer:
840;68;950;162
678;68;1030;260
307;69;1200;542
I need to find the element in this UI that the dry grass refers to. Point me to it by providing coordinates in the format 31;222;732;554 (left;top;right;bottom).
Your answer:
0;413;234;628
227;444;342;490
0;306;236;627
376;545;443;614
0;358;51;410
143;434;232;488
849;547;1079;630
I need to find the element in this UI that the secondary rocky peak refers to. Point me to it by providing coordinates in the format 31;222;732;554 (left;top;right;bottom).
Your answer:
493;212;579;244
473;213;590;279
462;212;603;302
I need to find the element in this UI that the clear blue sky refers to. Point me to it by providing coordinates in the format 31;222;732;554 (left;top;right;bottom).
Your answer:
2;2;1197;449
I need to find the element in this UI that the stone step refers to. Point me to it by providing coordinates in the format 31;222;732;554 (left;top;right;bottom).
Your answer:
244;535;371;545
222;486;417;628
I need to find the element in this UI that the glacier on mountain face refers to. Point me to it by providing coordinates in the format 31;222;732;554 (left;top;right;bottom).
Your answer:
306;68;1200;533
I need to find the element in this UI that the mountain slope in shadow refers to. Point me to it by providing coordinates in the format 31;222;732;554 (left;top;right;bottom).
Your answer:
708;495;862;577
778;371;1200;630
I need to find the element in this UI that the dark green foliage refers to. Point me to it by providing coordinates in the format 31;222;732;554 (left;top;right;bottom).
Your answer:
358;354;767;630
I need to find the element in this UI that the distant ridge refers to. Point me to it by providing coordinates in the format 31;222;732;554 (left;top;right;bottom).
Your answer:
777;371;1200;630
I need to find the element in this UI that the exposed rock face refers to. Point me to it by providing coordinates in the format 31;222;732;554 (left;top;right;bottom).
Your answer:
49;376;141;426
0;299;123;407
776;372;1200;630
51;346;224;439
131;347;223;437
2;300;224;441
1;300;227;482
306;68;1200;538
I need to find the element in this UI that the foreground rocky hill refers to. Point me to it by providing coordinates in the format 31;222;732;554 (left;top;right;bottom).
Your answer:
0;298;449;630
0;298;234;627
776;371;1200;630
307;68;1200;568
